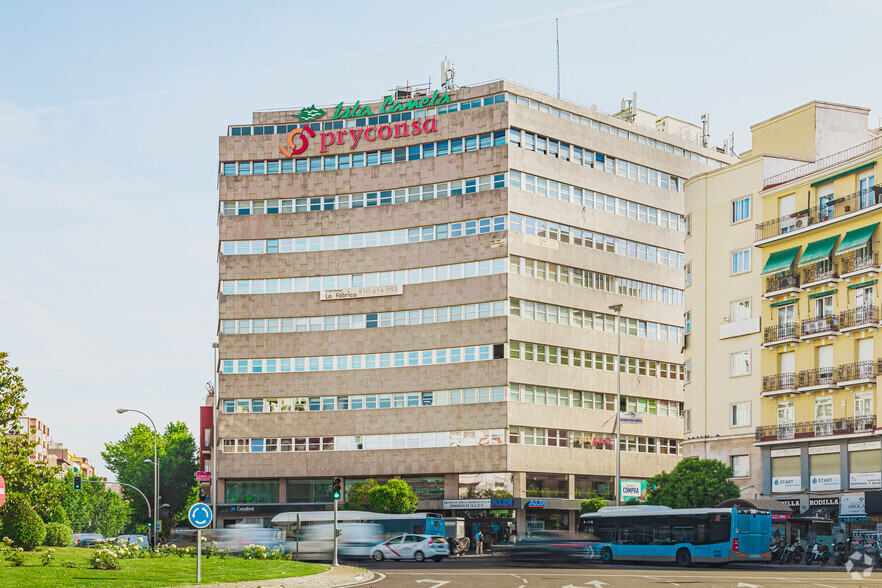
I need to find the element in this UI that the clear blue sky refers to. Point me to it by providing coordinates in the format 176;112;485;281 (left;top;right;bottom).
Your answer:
1;0;879;476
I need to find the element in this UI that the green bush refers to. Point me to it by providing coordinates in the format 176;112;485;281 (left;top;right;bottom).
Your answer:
1;494;47;550
47;505;70;526
43;523;73;547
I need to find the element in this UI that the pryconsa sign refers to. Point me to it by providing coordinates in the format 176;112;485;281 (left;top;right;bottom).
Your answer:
280;118;438;157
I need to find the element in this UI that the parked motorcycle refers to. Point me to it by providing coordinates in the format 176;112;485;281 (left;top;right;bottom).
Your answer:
780;541;800;564
770;540;785;562
805;541;831;565
791;542;805;564
833;542;849;566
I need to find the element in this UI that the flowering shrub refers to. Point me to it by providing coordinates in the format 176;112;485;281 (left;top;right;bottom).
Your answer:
41;548;55;567
90;547;120;570
242;544;271;560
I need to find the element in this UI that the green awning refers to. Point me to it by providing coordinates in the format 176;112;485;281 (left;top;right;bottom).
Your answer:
797;236;839;267
848;280;877;290
837;223;879;255
761;246;801;275
810;162;876;187
808;289;837;299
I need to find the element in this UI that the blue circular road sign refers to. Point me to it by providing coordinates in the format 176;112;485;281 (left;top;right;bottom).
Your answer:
188;503;212;529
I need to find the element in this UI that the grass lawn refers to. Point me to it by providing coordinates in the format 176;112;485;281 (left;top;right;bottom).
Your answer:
0;546;328;588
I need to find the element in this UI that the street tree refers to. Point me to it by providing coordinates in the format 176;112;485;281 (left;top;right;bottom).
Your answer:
101;421;198;531
0;352;63;521
368;479;419;514
342;479;377;511
61;471;130;537
644;459;740;509
580;497;606;514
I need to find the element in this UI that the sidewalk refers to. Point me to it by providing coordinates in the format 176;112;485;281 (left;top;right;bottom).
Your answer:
177;565;374;588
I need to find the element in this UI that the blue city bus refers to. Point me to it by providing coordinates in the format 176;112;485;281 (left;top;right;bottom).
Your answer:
272;510;445;541
577;505;772;566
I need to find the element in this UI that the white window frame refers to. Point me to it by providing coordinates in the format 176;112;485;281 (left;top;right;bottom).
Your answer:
685;311;691;334
730;350;751;377
685;263;692;286
731;454;750;478
729;401;751;427
731;196;751;224
731;248;751;275
683;409;691;433
729;298;751;322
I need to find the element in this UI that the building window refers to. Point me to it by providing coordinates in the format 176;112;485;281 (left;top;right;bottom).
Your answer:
730;351;751;377
685;213;692;237
730;402;750;427
685;311;691;334
731;455;750;478
685;360;692;383
685;263;692;286
730;299;751;322
731;196;751;223
731;249;750;275
683;409;691;433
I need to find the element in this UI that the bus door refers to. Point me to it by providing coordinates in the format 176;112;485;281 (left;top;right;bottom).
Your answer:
616;517;646;560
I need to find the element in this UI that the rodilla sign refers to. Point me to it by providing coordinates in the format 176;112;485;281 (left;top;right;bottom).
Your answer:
280;118;438;157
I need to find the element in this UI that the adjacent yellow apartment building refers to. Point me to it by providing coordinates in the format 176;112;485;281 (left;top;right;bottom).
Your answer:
754;103;882;541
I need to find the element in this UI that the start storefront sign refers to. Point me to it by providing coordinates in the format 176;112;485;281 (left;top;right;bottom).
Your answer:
811;475;841;491
772;476;801;492
280;118;438;156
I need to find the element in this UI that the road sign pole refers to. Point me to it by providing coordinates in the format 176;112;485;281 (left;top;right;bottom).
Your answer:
332;497;339;567
197;529;202;583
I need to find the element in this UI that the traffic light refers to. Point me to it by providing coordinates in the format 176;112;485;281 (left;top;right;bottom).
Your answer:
332;477;342;500
73;476;82;490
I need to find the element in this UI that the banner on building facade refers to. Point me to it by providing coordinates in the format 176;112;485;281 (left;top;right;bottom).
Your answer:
772;476;801;492
810;475;841;491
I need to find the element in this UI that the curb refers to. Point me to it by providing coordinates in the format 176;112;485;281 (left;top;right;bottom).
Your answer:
176;565;374;588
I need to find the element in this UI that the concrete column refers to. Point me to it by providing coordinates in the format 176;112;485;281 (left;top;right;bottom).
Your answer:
279;478;286;503
567;474;575;499
444;474;459;499
512;472;526;498
761;445;772;495
568;510;576;535
516;507;526;538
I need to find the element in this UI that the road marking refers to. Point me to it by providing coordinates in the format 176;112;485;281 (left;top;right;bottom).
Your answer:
414;581;449;588
815;585;839;588
348;571;385;586
510;573;528;588
643;576;679;586
737;583;763;588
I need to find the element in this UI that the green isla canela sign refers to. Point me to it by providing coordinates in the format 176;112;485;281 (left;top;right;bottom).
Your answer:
293;90;452;122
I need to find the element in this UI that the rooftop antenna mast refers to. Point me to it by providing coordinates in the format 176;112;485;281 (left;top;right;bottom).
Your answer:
555;18;561;99
441;58;455;92
701;113;710;148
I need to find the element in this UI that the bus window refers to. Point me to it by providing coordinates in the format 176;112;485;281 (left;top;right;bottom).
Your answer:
651;517;672;544
708;514;731;544
596;520;616;542
672;516;696;543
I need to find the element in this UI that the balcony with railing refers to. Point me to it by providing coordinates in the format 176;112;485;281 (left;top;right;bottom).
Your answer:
755;183;882;242
840;251;880;275
801;314;839;337
762;372;797;395
797;367;837;389
838;359;881;383
765;272;800;294
840;306;879;331
755;415;877;442
801;261;838;285
763;322;800;346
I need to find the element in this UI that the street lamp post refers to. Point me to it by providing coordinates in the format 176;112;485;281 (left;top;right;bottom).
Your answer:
609;303;623;506
117;408;159;547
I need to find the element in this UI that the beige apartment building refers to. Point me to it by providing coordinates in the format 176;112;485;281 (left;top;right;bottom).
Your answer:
215;79;734;534
684;101;879;514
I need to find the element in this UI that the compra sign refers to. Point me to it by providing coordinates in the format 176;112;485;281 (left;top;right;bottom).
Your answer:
280;119;438;157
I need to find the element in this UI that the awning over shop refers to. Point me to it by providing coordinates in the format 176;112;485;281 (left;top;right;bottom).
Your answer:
798;236;839;267
793;505;838;522
761;246;802;275
837;223;879;255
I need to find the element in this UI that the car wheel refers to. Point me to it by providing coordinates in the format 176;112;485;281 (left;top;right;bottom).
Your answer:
373;551;384;561
433;556;443;562
601;547;613;563
676;548;692;567
414;550;425;562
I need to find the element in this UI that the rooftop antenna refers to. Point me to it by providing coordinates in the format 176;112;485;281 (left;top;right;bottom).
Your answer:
619;92;637;123
729;131;735;156
555;18;561;99
441;58;455;92
701;113;710;148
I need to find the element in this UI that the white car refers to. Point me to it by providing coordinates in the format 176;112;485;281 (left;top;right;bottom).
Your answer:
370;534;449;562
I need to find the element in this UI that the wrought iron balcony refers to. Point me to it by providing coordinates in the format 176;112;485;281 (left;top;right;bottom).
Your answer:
838;360;880;381
802;314;839;336
840;306;879;330
841;251;879;274
765;272;800;294
797;367;837;388
762;372;796;394
802;262;838;284
764;322;800;344
755;415;877;442
755;183;882;241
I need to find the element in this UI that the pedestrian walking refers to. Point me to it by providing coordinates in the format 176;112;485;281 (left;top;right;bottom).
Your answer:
475;529;484;555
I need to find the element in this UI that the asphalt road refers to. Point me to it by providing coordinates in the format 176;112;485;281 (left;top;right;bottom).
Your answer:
354;555;882;588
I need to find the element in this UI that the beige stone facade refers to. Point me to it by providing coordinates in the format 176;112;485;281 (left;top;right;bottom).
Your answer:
216;80;733;532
